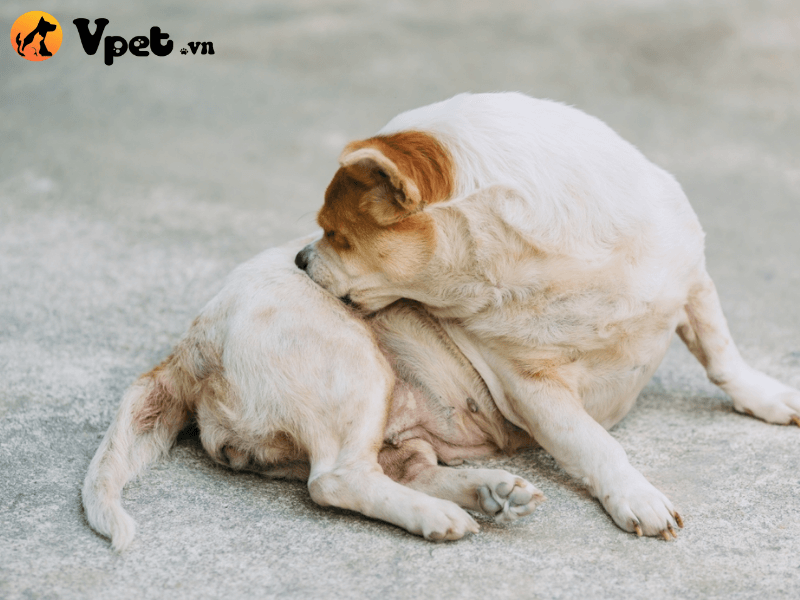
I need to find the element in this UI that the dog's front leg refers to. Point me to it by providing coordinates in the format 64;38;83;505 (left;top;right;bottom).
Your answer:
307;456;479;542
512;377;682;539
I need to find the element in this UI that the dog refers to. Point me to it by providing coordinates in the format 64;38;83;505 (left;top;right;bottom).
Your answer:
296;92;800;540
16;16;58;58
82;235;543;552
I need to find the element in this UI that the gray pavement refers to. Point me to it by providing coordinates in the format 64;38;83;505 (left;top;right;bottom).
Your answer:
1;1;799;598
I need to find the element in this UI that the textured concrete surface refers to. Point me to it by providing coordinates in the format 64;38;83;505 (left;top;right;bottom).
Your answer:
1;1;799;598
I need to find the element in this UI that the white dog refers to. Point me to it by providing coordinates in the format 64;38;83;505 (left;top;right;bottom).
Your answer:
82;236;543;552
297;92;800;539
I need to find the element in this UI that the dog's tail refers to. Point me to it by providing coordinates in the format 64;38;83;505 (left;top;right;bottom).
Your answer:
82;344;206;551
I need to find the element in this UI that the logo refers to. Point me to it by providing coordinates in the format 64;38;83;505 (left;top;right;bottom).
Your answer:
10;11;62;61
73;18;214;66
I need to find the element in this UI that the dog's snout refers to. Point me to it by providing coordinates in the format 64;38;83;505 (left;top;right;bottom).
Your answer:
295;248;310;271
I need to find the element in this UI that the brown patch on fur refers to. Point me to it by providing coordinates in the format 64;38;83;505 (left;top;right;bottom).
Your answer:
317;180;438;283
319;131;453;233
512;358;572;391
316;134;445;285
342;131;454;208
133;333;223;434
378;438;438;484
259;307;276;323
133;375;176;433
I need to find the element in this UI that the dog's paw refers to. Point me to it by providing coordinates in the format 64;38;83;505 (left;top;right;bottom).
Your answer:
736;390;800;427
476;474;545;524
419;499;480;542
726;369;800;426
602;475;682;540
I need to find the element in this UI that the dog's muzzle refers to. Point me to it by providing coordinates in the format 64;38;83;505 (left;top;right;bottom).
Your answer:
294;245;353;306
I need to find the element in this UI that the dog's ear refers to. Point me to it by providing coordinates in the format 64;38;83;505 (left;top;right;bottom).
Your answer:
339;146;422;222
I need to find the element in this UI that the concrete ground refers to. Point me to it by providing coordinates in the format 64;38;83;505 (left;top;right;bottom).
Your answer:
1;0;799;598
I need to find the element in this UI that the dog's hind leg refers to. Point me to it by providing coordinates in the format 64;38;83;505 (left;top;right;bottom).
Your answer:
379;438;544;524
678;271;800;425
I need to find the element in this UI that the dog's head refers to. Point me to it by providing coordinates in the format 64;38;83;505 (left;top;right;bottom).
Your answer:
38;17;58;33
296;131;454;311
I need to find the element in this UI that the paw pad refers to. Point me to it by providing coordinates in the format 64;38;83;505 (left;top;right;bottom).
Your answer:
478;478;544;524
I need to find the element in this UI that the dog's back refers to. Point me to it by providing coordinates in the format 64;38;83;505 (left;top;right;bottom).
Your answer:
191;242;394;473
379;92;701;264
83;239;397;550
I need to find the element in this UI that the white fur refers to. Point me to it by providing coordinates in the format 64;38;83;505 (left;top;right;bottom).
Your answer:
302;92;800;539
83;235;545;551
379;92;693;261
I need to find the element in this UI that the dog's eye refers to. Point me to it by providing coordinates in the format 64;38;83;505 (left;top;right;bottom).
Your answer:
325;230;351;250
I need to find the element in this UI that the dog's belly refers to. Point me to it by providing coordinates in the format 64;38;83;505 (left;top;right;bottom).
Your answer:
448;293;685;432
382;380;534;465
578;325;676;428
373;301;535;465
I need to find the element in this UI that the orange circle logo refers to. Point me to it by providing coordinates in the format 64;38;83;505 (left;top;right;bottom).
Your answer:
10;11;62;61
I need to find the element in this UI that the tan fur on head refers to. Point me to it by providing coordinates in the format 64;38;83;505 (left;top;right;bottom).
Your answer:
301;92;800;540
302;131;455;305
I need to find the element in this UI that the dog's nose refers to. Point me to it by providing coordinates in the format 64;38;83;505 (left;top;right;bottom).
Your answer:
294;248;309;271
